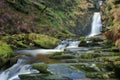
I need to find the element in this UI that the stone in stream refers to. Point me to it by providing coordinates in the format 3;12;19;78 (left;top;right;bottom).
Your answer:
48;64;86;80
19;74;72;80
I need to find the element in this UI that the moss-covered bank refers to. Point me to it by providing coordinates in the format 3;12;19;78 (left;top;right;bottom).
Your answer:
2;33;60;49
0;40;16;70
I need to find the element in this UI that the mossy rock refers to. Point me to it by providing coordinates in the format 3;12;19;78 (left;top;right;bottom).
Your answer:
0;40;15;69
32;63;50;74
114;61;120;78
19;74;48;80
19;74;71;80
0;57;17;70
49;52;75;60
0;41;13;57
71;64;98;72
80;53;103;59
86;36;105;42
79;40;87;46
86;72;115;79
115;39;120;51
79;36;86;41
5;33;60;49
29;33;60;49
104;59;120;78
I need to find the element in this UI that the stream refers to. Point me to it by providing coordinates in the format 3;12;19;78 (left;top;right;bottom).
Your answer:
0;40;85;80
0;0;104;80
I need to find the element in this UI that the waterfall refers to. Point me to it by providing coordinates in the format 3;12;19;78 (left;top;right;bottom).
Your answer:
88;0;102;37
89;12;102;37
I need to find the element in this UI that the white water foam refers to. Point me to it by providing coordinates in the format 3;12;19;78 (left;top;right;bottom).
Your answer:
98;0;103;5
16;40;80;56
66;41;80;48
88;12;102;37
0;57;39;80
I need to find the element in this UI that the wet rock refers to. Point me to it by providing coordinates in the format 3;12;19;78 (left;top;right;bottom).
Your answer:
79;35;106;47
19;74;71;80
0;40;15;70
32;63;50;74
4;33;59;49
49;52;75;60
79;53;103;59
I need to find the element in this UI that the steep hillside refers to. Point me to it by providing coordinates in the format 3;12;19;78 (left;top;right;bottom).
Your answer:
0;0;95;37
101;0;120;49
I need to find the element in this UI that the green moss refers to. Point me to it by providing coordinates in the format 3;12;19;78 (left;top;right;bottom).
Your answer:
34;36;58;49
0;40;15;69
49;52;75;60
86;72;115;79
79;36;86;41
19;74;48;80
72;64;98;72
80;53;103;59
29;33;59;49
19;74;72;80
32;63;50;74
0;41;13;57
4;33;59;49
16;41;29;48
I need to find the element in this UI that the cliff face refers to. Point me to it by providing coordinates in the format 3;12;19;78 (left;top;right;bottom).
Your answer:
0;0;95;37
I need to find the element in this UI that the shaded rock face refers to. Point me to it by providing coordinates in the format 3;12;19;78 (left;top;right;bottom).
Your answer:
0;0;97;36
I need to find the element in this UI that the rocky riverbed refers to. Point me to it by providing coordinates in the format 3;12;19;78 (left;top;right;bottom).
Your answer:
16;35;120;80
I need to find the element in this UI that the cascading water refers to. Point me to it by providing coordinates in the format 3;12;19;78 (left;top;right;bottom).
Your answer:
66;41;80;48
89;12;102;37
0;39;80;80
55;40;69;50
0;57;39;80
88;0;102;37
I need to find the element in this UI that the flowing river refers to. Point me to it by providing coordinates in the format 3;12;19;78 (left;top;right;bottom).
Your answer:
0;39;83;80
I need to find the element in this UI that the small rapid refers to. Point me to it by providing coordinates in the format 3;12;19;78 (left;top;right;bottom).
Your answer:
0;40;80;80
0;57;39;80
